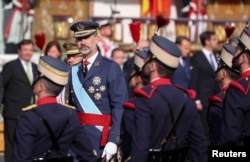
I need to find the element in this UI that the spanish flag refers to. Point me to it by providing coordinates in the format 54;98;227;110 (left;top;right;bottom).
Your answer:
141;0;172;17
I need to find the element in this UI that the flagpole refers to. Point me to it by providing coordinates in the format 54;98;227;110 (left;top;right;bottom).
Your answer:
196;0;200;42
20;0;25;41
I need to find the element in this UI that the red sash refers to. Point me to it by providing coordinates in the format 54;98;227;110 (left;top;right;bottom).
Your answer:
77;112;111;147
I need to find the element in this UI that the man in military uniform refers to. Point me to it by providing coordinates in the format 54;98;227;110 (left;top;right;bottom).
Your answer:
63;41;83;66
121;48;149;161
56;41;83;104
13;56;96;162
69;21;128;161
130;35;207;162
208;44;240;146
221;25;250;146
97;19;118;59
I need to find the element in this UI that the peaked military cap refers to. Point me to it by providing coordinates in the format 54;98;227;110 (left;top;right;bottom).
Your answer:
220;44;237;69
134;48;149;71
229;36;239;45
149;35;181;68
239;25;250;50
38;56;69;85
97;19;113;28
70;21;99;38
62;41;80;55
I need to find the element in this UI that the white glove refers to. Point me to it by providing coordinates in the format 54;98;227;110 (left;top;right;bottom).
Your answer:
101;142;117;162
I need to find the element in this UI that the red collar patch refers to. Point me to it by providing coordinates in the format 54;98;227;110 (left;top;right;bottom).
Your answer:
241;70;250;78
151;78;171;86
37;96;57;106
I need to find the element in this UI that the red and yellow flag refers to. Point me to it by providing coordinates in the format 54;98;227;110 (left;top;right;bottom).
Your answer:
141;0;172;17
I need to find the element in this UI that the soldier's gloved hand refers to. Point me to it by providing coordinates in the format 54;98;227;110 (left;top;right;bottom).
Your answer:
101;142;117;161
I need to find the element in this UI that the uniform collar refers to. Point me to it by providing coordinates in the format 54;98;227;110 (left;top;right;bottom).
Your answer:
222;85;229;92
37;96;57;106
151;78;171;86
83;51;99;70
241;69;250;78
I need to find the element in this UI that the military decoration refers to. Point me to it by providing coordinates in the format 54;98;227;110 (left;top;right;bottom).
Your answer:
100;85;106;92
93;76;101;85
94;93;102;100
88;86;95;93
88;76;106;100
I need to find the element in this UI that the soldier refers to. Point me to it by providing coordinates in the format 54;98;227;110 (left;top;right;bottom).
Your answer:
130;35;207;162
13;56;96;162
63;41;83;66
221;25;250;146
69;21;128;161
97;19;118;59
55;41;83;104
208;44;240;146
121;48;149;161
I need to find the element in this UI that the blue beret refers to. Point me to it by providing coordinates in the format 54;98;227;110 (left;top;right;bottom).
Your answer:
70;21;99;38
149;35;181;68
220;44;237;69
38;56;69;85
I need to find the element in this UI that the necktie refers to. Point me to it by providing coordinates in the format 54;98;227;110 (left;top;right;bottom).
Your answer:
26;62;32;84
83;60;90;76
209;53;216;71
26;62;34;103
183;58;191;79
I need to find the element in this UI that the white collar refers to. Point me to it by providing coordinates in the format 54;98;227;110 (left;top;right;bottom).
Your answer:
83;51;98;69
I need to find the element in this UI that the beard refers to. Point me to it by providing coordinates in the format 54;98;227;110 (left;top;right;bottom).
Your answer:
80;46;92;55
232;58;241;71
140;69;151;85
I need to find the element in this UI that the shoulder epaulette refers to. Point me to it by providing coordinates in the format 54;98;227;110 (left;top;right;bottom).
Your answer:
229;78;250;95
123;98;136;110
22;104;37;111
60;103;76;110
133;85;157;99
174;85;197;99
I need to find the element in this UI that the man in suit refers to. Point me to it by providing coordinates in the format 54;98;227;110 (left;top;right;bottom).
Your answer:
221;26;250;146
190;31;220;137
2;39;38;162
69;21;128;161
171;36;192;88
111;48;126;70
130;35;207;162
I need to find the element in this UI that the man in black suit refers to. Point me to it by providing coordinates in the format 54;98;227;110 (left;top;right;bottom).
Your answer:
171;36;192;88
2;39;38;162
190;31;220;138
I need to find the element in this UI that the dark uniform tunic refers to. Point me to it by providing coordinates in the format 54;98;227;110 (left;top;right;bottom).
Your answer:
130;78;207;162
14;96;96;162
208;86;228;146
221;70;250;145
69;53;128;158
121;97;136;161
